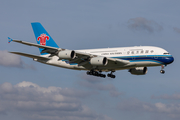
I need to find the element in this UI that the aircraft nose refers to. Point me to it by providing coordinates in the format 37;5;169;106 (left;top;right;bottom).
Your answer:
164;56;174;64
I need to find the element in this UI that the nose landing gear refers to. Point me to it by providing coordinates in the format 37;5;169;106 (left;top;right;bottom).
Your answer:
160;70;165;74
160;65;165;74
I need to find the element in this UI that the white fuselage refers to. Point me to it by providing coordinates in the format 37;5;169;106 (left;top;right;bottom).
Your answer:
35;46;173;72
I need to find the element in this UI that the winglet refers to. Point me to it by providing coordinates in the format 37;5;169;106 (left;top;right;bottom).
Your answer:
8;37;13;43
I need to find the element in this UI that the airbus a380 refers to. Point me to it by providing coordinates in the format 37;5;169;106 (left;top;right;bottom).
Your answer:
8;22;174;78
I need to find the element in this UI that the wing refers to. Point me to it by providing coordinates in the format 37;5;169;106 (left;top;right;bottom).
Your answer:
70;51;130;66
106;57;130;65
9;52;51;60
9;38;130;67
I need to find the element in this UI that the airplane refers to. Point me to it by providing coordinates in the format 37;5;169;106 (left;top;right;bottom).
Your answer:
8;22;174;78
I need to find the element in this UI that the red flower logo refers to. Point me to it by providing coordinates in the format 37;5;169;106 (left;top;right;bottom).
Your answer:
37;34;49;46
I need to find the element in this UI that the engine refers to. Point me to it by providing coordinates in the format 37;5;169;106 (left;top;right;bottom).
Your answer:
58;50;76;59
90;57;108;66
129;67;148;75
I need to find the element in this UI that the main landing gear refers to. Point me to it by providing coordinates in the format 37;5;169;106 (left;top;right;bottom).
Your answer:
160;65;165;74
86;70;116;79
107;71;116;78
86;70;106;78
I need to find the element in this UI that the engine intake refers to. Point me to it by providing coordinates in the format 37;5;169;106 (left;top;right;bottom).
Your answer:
129;67;147;75
58;50;76;59
90;57;108;66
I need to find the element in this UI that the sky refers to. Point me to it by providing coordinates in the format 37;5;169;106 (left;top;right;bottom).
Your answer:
0;0;180;120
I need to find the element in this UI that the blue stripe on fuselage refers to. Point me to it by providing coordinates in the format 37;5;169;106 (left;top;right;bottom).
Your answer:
112;55;173;65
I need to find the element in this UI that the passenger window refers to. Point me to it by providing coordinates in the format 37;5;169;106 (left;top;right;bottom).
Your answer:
131;51;134;54
127;51;130;54
141;50;144;53
150;50;154;53
145;50;149;53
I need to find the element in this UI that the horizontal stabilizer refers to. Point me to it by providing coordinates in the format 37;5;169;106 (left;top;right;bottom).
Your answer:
9;52;51;60
12;40;59;50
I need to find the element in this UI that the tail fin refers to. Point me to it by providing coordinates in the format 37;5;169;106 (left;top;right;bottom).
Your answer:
31;22;59;55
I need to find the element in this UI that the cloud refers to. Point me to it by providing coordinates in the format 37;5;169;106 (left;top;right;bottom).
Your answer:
0;50;35;69
78;74;123;97
117;98;180;120
127;17;163;33
152;93;180;100
0;50;23;67
0;81;113;120
117;98;152;112
173;27;180;34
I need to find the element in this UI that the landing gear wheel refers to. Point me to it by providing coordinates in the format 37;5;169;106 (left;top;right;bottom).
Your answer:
111;75;116;78
160;70;165;74
94;71;99;76
101;74;106;78
86;70;106;78
86;71;90;75
107;72;116;78
107;73;111;77
160;65;166;74
89;71;93;75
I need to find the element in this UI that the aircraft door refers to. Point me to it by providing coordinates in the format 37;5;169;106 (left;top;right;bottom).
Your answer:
131;51;136;60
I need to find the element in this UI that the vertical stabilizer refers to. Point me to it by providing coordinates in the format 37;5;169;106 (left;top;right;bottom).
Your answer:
31;22;59;55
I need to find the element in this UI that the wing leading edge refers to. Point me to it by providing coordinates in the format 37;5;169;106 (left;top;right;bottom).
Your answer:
8;38;130;66
9;52;51;60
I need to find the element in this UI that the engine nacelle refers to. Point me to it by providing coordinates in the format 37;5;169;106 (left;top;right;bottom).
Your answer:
129;67;148;75
58;50;76;59
90;57;108;66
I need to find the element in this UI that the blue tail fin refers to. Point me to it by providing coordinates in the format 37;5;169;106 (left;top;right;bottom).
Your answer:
31;22;59;55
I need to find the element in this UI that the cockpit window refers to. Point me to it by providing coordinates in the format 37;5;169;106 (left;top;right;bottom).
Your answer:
164;53;170;55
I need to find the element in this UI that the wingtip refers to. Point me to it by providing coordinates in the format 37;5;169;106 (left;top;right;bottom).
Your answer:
8;37;13;43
